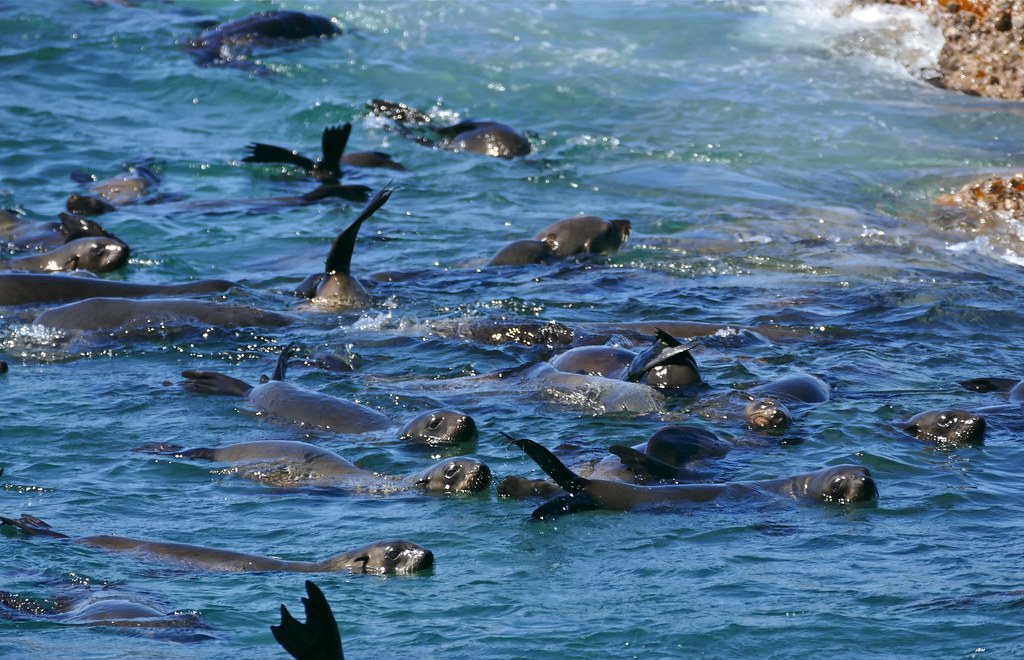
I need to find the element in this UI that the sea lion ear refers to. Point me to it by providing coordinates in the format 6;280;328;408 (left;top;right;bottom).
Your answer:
353;555;370;573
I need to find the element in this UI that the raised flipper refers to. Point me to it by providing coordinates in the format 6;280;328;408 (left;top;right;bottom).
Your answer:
323;186;394;276
0;514;69;539
608;445;682;480
320;124;352;178
500;432;588;494
271;580;344;660
273;342;296;381
242;143;317;172
959;377;1021;393
530;492;599;521
180;370;254;397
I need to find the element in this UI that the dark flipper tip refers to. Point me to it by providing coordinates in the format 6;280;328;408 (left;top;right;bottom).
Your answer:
271;580;344;660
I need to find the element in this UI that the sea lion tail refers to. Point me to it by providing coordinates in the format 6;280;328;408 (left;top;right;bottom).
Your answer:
180;370;253;397
530;493;600;521
323;186;394;276
321;124;352;177
0;514;69;539
273;342;296;381
271;580;344;660
608;445;682;480
500;433;588;494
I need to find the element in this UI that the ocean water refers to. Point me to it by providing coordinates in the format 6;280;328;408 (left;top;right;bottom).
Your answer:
3;0;1024;657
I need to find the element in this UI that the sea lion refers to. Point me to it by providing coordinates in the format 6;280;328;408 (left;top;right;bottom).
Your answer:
294;186;393;309
738;373;830;433
902;410;986;447
960;377;1024;401
1;514;433;574
181;343;477;441
185;10;341;73
32;297;292;332
67;165;160;214
244;123;404;182
368;99;531;159
484;239;557;267
0;209;120;252
533;216;632;258
145;439;491;493
273;581;343;660
0;236;129;274
0;273;238;306
503;434;877;519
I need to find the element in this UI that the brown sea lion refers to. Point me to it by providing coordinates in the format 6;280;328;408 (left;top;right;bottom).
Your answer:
0;273;238;307
145;439;491;493
0;237;129;274
1;514;432;574
503;434;876;519
533;215;631;257
484;239;557;267
902;409;986;447
742;373;830;432
185;10;341;73
67;165;160;214
368;99;531;159
181;343;477;441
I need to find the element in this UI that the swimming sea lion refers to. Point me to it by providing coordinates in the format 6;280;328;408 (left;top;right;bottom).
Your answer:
902;409;986;447
484;239;557;267
0;209;120;252
368;99;531;159
272;581;343;660
185;10;341;73
960;377;1024;401
244;123;404;182
145;439;491;493
741;373;830;433
533;216;632;257
68;165;160;213
294;186;393;309
0;237;129;274
32;297;292;332
0;273;238;306
65;194;117;216
504;434;876;519
1;514;433;574
181;343;477;441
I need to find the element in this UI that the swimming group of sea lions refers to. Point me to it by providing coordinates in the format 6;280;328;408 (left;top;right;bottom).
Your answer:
0;7;1008;656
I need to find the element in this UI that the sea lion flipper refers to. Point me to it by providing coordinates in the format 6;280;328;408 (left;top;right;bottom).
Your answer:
501;433;588;494
367;99;432;124
243;143;317;172
959;377;1020;393
323;186;394;276
608;445;681;480
271;581;344;660
653;327;681;347
0;514;68;539
530;493;599;521
320;124;352;176
180;370;254;397
273;342;296;382
302;184;372;203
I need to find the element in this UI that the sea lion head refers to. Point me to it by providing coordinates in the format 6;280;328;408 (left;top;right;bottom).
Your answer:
744;396;793;433
66;193;117;215
312;273;372;309
47;237;130;274
399;409;478;447
645;426;731;464
412;457;492;493
446;121;531;159
534;215;631;257
338;539;434;574
626;329;702;393
804;465;877;503
903;409;985;447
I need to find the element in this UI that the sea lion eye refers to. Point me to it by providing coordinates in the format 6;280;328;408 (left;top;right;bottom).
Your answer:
384;547;401;562
831;477;847;496
937;414;951;428
427;416;442;431
444;463;462;479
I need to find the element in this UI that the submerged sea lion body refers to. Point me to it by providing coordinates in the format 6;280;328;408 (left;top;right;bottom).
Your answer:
505;435;877;519
67;166;160;214
368;99;531;159
186;10;341;72
485;239;557;267
1;514;432;574
32;297;292;332
0;273;237;306
0;237;129;274
151;439;491;493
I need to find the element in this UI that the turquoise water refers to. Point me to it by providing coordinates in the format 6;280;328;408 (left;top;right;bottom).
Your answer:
3;0;1024;657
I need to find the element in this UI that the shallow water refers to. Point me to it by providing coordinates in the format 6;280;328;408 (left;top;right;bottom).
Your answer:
3;0;1024;657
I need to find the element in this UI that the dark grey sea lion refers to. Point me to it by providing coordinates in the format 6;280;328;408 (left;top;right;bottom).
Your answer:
32;297;292;332
960;377;1024;401
145;439;491;493
902;409;986;447
0;237;129;274
273;581;343;660
67;165;160;213
0;209;120;252
503;434;877;519
1;514;432;574
484;239;557;267
185;10;341;73
294;186;393;310
533;216;632;257
741;373;830;433
181;343;477;441
549;345;636;379
244;123;404;182
0;273;237;307
65;194;117;216
368;99;531;159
